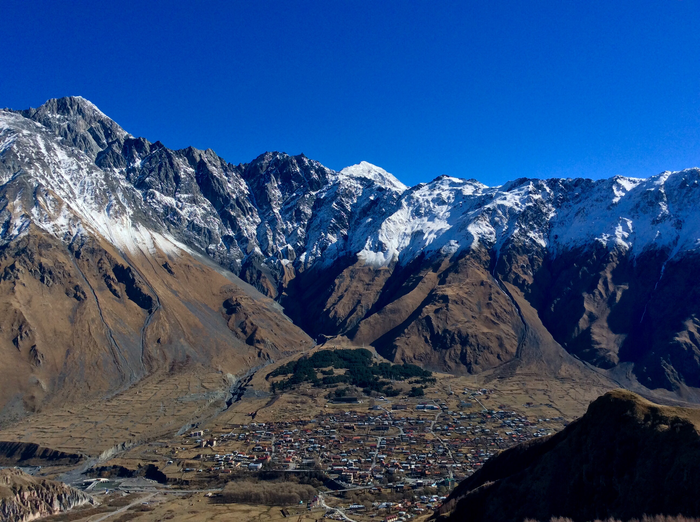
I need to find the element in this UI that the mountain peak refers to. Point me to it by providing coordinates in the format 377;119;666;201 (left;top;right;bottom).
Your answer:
338;161;408;192
19;96;129;158
26;96;116;125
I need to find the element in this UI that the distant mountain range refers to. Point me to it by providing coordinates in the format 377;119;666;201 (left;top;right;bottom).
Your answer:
2;96;700;418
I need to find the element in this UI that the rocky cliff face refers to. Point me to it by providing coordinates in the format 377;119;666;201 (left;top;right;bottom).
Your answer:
2;96;700;403
0;468;95;522
435;390;700;522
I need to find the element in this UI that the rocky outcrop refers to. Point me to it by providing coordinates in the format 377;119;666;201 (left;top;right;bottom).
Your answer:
0;468;95;522
436;390;700;522
0;441;82;466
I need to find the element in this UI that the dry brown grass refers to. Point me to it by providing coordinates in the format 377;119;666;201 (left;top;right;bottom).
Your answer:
220;480;316;505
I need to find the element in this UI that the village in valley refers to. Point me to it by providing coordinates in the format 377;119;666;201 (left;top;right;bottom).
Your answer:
72;342;592;522
32;346;604;522
186;392;557;481
167;393;559;521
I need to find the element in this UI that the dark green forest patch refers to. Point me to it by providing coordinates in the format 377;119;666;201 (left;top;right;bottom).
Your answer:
267;348;434;396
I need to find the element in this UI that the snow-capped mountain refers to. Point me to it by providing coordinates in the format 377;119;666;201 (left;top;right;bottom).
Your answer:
356;172;700;266
5;98;699;287
1;98;410;295
2;96;700;400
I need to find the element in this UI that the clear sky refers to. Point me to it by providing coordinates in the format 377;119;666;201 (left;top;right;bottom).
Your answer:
3;1;700;187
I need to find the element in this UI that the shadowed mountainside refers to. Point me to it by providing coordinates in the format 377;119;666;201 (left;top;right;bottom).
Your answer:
0;441;83;466
436;390;700;522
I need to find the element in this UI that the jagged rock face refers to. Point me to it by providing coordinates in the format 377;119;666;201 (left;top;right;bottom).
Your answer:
2;98;407;296
19;97;128;159
3;96;700;397
0;468;95;522
436;390;700;522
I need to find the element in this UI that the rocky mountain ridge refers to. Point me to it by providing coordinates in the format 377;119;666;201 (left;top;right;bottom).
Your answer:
2;96;700;398
7;98;698;280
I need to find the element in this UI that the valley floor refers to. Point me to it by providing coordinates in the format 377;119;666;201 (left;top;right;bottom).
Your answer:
0;344;613;521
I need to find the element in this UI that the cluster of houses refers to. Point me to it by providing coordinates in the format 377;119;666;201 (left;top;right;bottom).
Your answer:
152;391;567;521
177;401;560;487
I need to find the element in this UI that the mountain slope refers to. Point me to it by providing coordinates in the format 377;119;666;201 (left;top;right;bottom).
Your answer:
0;225;313;424
435;390;700;522
0;98;315;422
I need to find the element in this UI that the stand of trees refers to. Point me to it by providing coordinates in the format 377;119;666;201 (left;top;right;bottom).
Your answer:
268;349;433;396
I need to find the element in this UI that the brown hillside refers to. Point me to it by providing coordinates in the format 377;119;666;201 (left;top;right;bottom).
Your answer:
0;227;313;425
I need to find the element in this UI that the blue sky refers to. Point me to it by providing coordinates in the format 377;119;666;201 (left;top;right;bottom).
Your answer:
3;1;700;187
